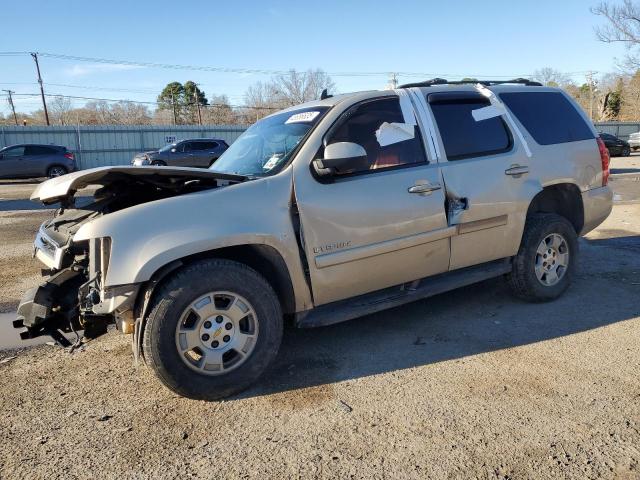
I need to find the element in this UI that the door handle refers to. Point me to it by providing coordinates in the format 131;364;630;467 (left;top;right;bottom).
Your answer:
408;183;441;195
505;165;529;177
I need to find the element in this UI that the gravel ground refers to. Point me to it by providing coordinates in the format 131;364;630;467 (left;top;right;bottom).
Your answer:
0;172;639;479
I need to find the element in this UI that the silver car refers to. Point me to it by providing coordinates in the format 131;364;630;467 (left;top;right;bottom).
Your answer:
131;138;229;168
16;79;612;400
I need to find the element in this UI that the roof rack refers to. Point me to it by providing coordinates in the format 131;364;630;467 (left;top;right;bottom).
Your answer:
397;77;542;89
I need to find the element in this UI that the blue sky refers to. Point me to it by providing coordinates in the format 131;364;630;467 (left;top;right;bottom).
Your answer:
0;0;631;114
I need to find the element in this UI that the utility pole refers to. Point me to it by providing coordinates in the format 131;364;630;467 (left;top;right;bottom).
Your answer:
31;52;50;126
388;72;399;89
170;91;178;125
3;90;18;126
586;71;595;121
193;86;202;126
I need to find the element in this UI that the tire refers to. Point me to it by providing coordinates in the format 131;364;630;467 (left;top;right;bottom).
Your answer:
623;146;631;157
506;213;578;302
142;259;283;400
47;165;68;178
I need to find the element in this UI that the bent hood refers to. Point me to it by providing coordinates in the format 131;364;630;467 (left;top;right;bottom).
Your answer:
31;166;245;204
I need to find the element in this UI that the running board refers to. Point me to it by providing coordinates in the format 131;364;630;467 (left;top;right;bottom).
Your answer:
295;258;512;328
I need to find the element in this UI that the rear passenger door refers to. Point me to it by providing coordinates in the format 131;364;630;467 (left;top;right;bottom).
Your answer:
193;141;219;167
23;145;54;176
424;90;540;270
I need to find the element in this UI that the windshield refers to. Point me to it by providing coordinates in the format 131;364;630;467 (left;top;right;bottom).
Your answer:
211;106;329;177
159;143;176;153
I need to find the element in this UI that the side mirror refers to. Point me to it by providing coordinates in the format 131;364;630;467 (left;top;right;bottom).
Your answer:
313;142;367;177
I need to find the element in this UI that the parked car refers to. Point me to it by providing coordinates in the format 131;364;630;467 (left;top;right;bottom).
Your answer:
0;144;76;179
131;139;228;168
599;132;630;157
628;131;640;151
16;79;612;400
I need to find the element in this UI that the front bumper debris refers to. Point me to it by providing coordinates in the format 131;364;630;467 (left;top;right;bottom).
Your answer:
14;269;86;347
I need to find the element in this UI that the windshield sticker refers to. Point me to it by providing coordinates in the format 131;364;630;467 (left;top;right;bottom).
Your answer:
285;111;321;124
263;154;282;171
375;122;415;147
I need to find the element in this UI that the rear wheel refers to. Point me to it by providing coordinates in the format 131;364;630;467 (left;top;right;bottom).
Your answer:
623;146;631;157
142;259;283;400
507;213;578;302
47;165;68;178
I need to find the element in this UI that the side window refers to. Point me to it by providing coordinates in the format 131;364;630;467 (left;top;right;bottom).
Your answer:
199;141;218;150
2;146;25;158
325;97;427;175
429;96;512;161
500;91;594;145
179;142;193;152
25;146;55;155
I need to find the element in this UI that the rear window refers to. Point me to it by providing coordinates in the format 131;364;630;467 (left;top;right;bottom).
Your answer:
429;96;512;161
500;92;594;145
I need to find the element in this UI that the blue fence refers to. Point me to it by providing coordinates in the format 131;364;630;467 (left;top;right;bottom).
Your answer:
0;125;247;170
594;122;640;141
1;121;636;170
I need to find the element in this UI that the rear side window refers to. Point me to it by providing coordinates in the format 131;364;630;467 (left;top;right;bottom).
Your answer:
500;92;594;145
196;141;218;150
25;145;56;155
429;96;512;161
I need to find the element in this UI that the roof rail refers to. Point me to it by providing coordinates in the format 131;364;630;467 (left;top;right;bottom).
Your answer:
397;78;543;88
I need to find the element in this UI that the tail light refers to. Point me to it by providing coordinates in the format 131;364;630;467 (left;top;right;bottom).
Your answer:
64;152;75;161
597;137;610;186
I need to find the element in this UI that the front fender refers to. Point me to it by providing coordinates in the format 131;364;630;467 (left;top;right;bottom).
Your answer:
73;169;312;310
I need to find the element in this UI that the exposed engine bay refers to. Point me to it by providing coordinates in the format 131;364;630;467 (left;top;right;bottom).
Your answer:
14;167;244;347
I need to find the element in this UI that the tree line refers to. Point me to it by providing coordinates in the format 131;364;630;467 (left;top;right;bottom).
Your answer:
0;69;335;127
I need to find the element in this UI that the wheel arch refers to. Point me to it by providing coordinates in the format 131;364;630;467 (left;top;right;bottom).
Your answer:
132;244;296;362
526;183;584;234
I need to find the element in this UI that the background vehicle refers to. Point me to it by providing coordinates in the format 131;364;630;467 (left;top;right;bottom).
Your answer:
16;80;612;401
131;138;228;167
599;132;630;157
628;131;640;151
0;144;76;179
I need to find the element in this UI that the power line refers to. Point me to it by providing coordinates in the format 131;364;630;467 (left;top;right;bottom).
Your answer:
11;92;281;110
0;51;600;80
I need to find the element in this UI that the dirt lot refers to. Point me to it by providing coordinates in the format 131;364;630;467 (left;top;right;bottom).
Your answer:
0;164;639;479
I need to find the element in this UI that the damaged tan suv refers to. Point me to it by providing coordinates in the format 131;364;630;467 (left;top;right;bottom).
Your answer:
15;79;613;400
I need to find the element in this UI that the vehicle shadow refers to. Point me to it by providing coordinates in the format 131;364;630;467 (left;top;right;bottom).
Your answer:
241;234;640;399
0;199;49;212
0;179;43;186
611;167;640;174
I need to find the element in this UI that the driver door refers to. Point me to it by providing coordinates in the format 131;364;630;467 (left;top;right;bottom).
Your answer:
0;146;25;178
294;96;453;306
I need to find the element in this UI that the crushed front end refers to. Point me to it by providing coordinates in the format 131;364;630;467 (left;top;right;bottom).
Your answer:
15;208;131;347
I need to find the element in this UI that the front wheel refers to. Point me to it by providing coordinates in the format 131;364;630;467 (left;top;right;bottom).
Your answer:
142;259;283;400
507;213;578;302
623;146;631;157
